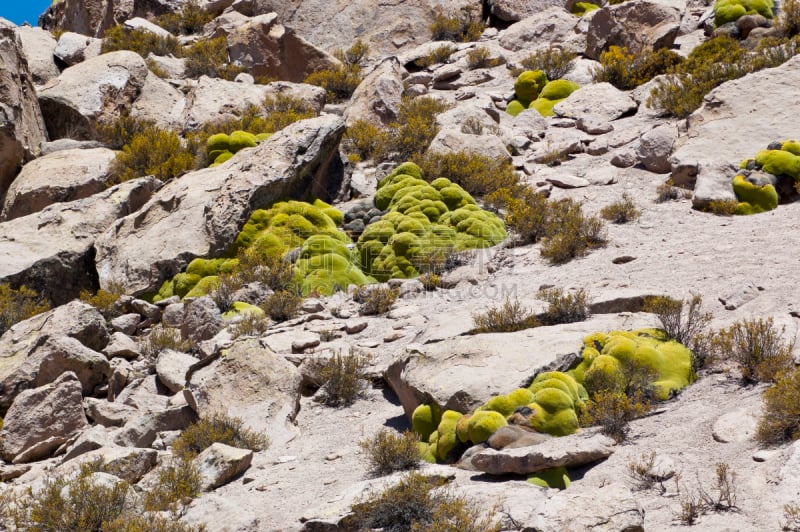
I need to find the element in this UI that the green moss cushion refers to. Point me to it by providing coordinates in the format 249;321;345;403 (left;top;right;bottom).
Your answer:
732;174;779;215
412;403;442;441
528;466;571;489
713;0;773;27
572;1;600;15
205;130;269;168
358;162;506;282
539;80;580;101
514;70;548;105
467;411;508;444
435;410;464;461
754;149;800;180
506;99;527;117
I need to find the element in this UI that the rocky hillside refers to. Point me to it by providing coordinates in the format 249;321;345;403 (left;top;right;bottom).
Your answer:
2;0;800;530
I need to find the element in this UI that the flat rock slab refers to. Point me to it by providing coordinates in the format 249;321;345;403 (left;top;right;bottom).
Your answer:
712;408;759;443
530;481;645;531
472;431;616;475
386;313;657;418
554;83;638;123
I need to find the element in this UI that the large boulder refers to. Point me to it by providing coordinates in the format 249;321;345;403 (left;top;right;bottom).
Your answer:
129;72;186;131
554;82;638;123
0;371;89;463
498;8;586;54
344;58;407;127
0;300;109;415
670;55;800;206
39;0;183;38
195;442;254;491
0;177;159;306
181;77;325;131
585;0;683;60
16;26;60;85
427;130;512;162
37;51;149;140
0;20;49;204
231;0;481;56
226;13;341;83
636;123;679;174
186;339;302;447
54;32;103;67
487;0;564;22
1;147;116;221
95;114;345;296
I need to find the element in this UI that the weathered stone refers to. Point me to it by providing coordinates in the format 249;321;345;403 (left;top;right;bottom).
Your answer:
498;8;585;54
585;0;683;60
129;71;186;131
182;297;223;344
488;0;563;22
473;432;615;475
84;397;137;427
719;282;760;311
103;331;142;360
0;177;159;305
428;130;512;162
0;20;49;203
38;51;149;140
40;0;179;38
344;58;406;127
66;446;158;483
226;14;341;83
195;442;254;491
62;425;113;461
554;83;638;122
114;404;197;447
712;408;759;443
530;482;645;531
124;16;173;38
110;313;141;335
487;425;553;450
96;115;345;296
0;371;89;463
636;124;678;174
16;26;59;85
1;147;116;221
162;303;185;328
53;32;102;66
187;339;301;447
156;349;197;393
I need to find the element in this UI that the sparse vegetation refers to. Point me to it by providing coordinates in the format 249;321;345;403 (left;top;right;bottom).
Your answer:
415;44;457;68
305;39;369;101
356;286;398;315
142;458;202;514
466;46;496;69
155;1;213;35
108;124;195;183
539;199;607;264
229;312;270;339
430;12;485;42
141;324;193;358
628;451;668;493
600;193;641;224
79;282;125;319
655;181;691;203
594;45;683;90
537;287;590;325
579;389;651;442
644;295;713;371
471;296;538;333
312;350;371;406
0;284;50;336
185;36;244;80
712;316;794;383
757;366;800;444
359;429;422;476
262;289;302;322
419;272;442;291
173;413;268;460
350;471;501;532
414;151;517;198
101;25;181;58
783;503;800;531
706;198;739;216
511;47;577;79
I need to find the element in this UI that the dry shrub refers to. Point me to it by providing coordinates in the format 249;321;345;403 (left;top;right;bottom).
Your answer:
235;245;296;290
155;0;212;35
706;199;738;216
511;47;576;79
185;36;244;80
229;312;270;339
627;450;667;493
79;282;126;319
471;296;538;333
594;45;683;90
757;366;800;444
312;350;371;406
97;114;156;150
419;273;441;291
780;0;800;36
104;514;203;532
600;192;641;224
655;181;690;203
540;199;607;264
0;284;50;336
643;295;712;370
350;471;500;532
304;40;368;101
101;25;182;57
783;503;800;531
579;390;651;442
172;413;268;460
712;316;794;383
262;289;302;322
109;125;194;183
430;12;485;42
466;46;496;69
357;286;398;316
537;287;590;325
142;458;202;513
343;119;390;160
141;324;193;358
413;151;517;198
360;429;422;476
415;44;457;68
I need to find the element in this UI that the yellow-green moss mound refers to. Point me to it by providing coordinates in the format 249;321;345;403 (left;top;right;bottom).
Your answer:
732;141;800;215
206;130;271;167
506;74;580;117
357;162;507;282
153;199;373;301
713;0;773;27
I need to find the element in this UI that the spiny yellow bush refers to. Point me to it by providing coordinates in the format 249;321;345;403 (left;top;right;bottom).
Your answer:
109;125;195;183
97;114;157;150
312;350;371;407
79;282;125;319
304;39;369;101
359;429;422;476
511;47;577;80
430;12;485;42
466;46;496;69
594;45;683;91
0;284;50;336
173;413;268;460
185;36;244;80
600;192;641;224
155;0;212;35
141;324;193;358
538;286;590;325
757;366;800;445
356;286;398;315
101;25;182;58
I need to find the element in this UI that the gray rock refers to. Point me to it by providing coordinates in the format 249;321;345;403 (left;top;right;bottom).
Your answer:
577;117;614;135
719;282;759;311
39;138;106;155
585;0;683;60
96;115;345;296
145;53;186;79
162;303;185;328
488;0;564;22
114;404;197;448
428;130;512;162
84;397;137;427
16;26;59;85
62;425;113;461
66;446;158;483
227;14;341;83
611;147;638;168
110;313;141;335
129;71;186;131
0;20;48;202
53;31;102;66
156;349;197;393
40;0;177;37
195;442;254;491
498;8;585;54
123;16;174;38
131;299;162;321
1;147;116;221
554;83;638;122
182;297;223;344
103;332;142;360
712;407;759;443
487;425;553;450
636;124;678;174
38;51;148;140
472;431;615;475
345;58;406;127
530;482;645;531
0;177;158;305
0;371;88;463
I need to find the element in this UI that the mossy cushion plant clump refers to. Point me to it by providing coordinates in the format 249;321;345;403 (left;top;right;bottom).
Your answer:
206;130;272;167
357;162;506;281
153;199;374;302
733;140;800;214
713;0;773;27
506;71;580;117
